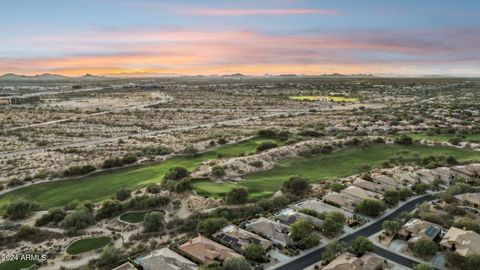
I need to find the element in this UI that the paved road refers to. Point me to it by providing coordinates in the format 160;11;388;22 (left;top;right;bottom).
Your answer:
275;194;434;270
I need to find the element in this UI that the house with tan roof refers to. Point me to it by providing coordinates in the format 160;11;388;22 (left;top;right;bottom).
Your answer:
322;191;356;213
112;262;137;270
455;192;480;209
179;235;242;264
293;198;353;218
440;227;480;256
273;208;323;228
397;218;443;243
213;224;272;252
450;166;475;180
352;179;392;194
322;252;391;270
341;186;383;203
372;174;400;189
245;217;292;247
433;167;454;185
467;164;480;177
136;247;198;270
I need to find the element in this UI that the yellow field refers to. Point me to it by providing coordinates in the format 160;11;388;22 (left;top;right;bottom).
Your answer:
288;95;359;102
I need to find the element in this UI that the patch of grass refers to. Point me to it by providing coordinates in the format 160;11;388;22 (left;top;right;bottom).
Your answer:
192;179;239;198
0;137;280;214
405;133;480;143
0;259;37;270
194;144;480;198
66;236;112;255
289;96;359;102
119;209;165;223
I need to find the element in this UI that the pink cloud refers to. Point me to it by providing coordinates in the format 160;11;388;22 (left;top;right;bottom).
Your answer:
184;8;338;16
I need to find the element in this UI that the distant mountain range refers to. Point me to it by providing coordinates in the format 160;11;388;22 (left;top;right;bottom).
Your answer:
0;73;106;81
0;72;383;81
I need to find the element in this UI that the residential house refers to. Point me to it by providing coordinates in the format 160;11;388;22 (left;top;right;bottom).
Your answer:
273;208;323;228
455;193;480;209
352;179;392;194
322;192;356;213
440;227;480;256
293;198;353;218
372;175;401;189
112;262;137;270
179;235;242;264
341;186;384;203
433;167;454;185
450;166;475;180
245;217;292;247
136;247;198;270
397;218;443;243
213;224;272;253
466;164;480;177
322;252;391;270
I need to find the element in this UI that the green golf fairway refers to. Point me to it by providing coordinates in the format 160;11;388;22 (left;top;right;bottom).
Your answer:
0;137;279;214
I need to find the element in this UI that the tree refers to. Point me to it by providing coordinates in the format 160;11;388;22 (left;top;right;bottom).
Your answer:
350;236;374;256
225;187;248;205
398;188;412;201
394;135;413;145
382;219;403;235
143;211;165;232
35;207;66;226
289;219;314;241
414;263;434;270
6;200;40;220
356;199;385;216
322;241;348;264
115;188;131;201
164;166;190;180
197;217;227;235
281;176;311;197
212;165;226;178
321;216;344;237
244;243;266;262
413;183;430;194
184;145;199;156
222;257;251;270
60;206;95;235
97;245;122;267
410;239;438;258
256;141;278;152
96;200;123;219
383;190;400;206
298;233;320;249
122;154;137;164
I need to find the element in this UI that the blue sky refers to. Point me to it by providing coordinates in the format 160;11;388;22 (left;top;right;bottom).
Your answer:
1;0;479;76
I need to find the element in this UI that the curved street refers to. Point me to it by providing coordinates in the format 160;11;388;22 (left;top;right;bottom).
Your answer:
275;194;435;270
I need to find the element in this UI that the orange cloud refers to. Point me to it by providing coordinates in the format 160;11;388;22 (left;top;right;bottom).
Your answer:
2;26;480;76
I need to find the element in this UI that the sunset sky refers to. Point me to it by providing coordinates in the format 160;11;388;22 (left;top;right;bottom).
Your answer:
1;0;479;76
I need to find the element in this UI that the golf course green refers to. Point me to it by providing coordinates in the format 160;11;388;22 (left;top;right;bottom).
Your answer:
0;137;279;214
66;236;112;255
119;209;165;223
192;143;480;198
0;259;37;270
